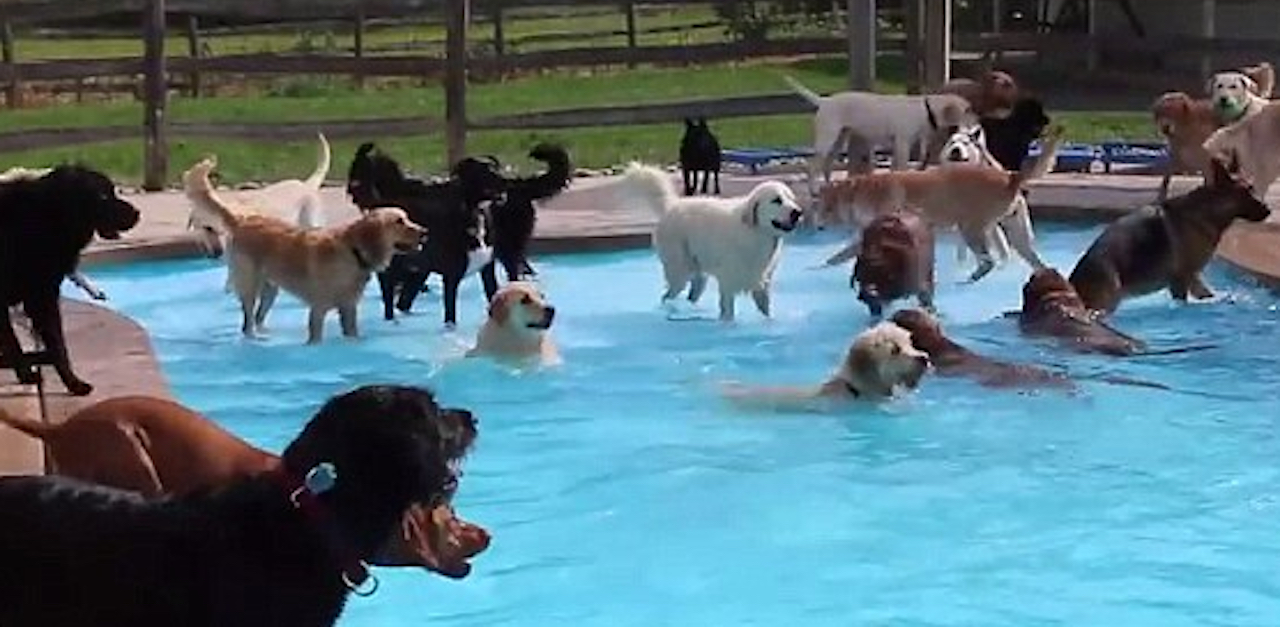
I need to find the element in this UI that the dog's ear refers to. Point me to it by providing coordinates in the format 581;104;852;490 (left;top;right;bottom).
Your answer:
488;293;510;325
846;343;883;394
742;198;760;226
684;117;696;128
1205;75;1217;98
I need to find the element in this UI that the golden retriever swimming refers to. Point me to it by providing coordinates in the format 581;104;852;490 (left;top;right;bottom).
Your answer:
182;156;425;344
467;281;560;365
721;321;931;412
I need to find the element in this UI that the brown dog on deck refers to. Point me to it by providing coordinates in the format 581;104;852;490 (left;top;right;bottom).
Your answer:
0;395;490;578
1069;156;1271;315
941;70;1020;118
848;212;935;319
1018;268;1147;356
1151;91;1222;202
889;308;1074;391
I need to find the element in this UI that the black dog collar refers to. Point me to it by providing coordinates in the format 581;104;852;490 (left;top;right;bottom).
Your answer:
924;99;939;131
271;466;377;596
843;380;862;398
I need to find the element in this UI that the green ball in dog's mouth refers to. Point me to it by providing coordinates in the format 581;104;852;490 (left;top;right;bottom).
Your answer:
1216;98;1246;121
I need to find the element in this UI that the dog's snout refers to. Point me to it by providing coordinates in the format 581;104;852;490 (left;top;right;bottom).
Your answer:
947;147;963;161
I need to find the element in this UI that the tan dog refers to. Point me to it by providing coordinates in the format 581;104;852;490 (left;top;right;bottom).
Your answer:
183;157;425;344
1203;99;1280;198
467;282;560;365
1152;91;1223;202
721;321;930;412
0;396;490;578
817;126;1064;283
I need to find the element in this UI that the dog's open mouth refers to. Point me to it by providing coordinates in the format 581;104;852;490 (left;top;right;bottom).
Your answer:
395;240;421;253
97;228;123;240
374;503;490;579
771;210;803;233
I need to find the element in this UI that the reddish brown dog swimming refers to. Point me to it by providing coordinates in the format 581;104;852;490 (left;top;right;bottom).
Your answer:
1018;268;1148;356
0;395;489;578
851;212;935;319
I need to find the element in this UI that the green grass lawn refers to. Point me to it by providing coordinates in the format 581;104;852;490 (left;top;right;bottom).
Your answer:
0;55;1156;186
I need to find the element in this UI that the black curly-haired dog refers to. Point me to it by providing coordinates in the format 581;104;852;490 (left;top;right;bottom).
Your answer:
478;143;572;290
679;117;722;196
0;384;481;627
0;165;139;396
981;97;1051;172
347;144;507;326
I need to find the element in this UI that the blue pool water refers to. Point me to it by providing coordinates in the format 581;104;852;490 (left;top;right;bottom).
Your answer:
82;225;1280;626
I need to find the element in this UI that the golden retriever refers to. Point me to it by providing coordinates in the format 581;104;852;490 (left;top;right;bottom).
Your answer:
721;321;931;412
467;281;560;365
816;126;1064;283
182;156;425;344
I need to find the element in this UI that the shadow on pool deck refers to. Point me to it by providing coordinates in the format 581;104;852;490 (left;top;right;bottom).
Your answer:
3;171;1279;476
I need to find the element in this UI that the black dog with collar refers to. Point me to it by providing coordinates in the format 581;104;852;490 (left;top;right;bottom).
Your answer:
347;144;506;326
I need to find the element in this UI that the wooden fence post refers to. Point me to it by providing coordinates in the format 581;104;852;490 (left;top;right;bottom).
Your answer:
1;21;19;109
445;0;469;166
353;3;366;90
143;0;169;191
847;0;876;91
491;1;505;58
623;0;637;68
186;14;202;98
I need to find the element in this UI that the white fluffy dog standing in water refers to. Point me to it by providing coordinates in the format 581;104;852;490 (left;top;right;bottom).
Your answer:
615;163;805;322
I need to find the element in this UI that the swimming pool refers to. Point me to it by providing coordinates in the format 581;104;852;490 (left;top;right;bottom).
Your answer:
84;224;1280;626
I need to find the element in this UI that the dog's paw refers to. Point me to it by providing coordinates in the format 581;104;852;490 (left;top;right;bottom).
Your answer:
65;378;93;397
15;367;41;385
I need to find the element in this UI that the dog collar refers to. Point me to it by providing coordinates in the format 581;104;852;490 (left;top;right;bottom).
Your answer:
842;380;861;398
924;99;939;131
271;465;378;596
351;246;374;271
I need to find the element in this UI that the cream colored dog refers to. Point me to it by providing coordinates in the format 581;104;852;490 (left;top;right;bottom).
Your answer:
1203;99;1280;197
722;321;931;412
784;75;976;196
1209;67;1271;125
615;163;804;322
189;133;332;258
816;126;1064;283
467;282;560;365
183;156;425;344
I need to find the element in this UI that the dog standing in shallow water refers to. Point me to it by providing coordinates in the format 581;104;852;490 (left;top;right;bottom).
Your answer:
615;163;804;322
0;384;482;627
1069;156;1271;314
184;157;425;343
679;117;722;196
0;165;140;396
346;143;506;326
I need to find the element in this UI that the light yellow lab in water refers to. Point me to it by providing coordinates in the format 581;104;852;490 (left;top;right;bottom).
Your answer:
467;282;561;365
722;321;931;412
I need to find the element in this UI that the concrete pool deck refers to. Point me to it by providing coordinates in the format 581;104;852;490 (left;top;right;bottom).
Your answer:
2;170;1279;475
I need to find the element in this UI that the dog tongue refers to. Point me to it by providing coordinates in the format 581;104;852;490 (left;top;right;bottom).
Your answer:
393;503;490;579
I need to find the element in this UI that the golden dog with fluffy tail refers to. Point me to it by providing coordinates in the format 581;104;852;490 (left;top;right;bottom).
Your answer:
818;125;1065;283
183;156;425;344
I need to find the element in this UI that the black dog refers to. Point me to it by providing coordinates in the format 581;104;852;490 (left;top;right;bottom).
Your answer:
478;143;572;291
981;97;1051;171
0;166;139;396
679;117;722;196
347;144;506;326
0;384;479;627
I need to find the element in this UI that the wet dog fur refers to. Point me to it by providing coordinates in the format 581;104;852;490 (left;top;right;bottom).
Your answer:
850;211;935;319
467;281;559;365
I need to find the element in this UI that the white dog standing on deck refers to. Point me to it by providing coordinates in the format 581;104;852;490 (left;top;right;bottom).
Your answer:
615;163;805;322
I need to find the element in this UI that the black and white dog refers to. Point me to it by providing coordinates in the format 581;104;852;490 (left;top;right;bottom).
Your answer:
346;144;506;327
679;117;722;196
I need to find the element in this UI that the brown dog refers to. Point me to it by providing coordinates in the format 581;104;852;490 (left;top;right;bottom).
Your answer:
941;70;1020;118
1018;268;1147;356
1070;156;1271;314
1152;91;1222;202
890;308;1074;391
848;212;935;318
467;281;560;365
817;126;1063;282
0;396;489;578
